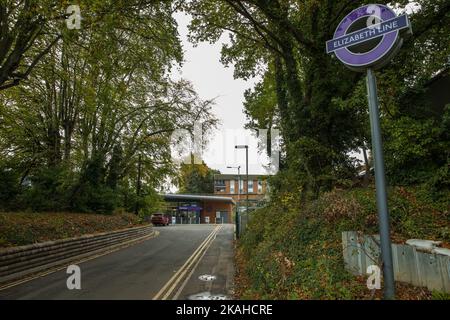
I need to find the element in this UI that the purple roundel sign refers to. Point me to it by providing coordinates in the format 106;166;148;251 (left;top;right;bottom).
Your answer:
326;4;411;71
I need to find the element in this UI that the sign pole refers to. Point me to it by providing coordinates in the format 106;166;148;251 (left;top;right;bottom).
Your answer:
236;168;240;239
366;68;395;299
326;3;411;300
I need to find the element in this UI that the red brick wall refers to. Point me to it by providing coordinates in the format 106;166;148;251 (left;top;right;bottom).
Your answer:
217;179;267;202
201;200;233;224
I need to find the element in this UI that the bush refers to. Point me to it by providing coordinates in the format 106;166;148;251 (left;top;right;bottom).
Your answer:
237;186;449;299
71;184;118;214
21;166;72;212
0;166;21;211
383;109;450;187
68;156;119;214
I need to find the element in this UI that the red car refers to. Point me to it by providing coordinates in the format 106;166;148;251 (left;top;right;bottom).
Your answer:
151;213;170;226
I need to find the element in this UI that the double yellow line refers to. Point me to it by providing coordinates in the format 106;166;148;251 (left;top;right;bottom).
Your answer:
152;225;222;300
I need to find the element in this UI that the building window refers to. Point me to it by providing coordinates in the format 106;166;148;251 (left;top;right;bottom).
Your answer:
239;180;244;194
214;179;226;193
258;179;263;193
248;180;254;193
230;180;235;194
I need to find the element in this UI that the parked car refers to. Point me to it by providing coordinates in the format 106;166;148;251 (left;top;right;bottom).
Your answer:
151;213;170;226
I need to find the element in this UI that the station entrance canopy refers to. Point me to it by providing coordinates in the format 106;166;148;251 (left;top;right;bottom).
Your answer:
163;194;235;224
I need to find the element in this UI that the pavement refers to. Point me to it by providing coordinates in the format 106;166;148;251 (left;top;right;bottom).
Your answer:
0;224;235;300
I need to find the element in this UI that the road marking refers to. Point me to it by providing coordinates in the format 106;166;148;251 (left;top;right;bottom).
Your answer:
172;231;218;300
163;226;220;300
157;225;220;300
152;225;221;300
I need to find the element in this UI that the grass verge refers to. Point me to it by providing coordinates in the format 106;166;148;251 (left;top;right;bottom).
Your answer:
235;186;449;300
0;211;146;248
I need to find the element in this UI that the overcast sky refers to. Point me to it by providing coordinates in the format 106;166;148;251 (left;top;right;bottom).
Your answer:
172;12;271;175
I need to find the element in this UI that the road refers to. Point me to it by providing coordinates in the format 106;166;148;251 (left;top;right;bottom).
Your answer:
0;224;235;300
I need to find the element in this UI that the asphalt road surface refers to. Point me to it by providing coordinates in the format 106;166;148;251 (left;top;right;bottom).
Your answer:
0;224;235;300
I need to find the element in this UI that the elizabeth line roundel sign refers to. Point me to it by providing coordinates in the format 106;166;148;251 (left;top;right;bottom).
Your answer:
326;4;412;71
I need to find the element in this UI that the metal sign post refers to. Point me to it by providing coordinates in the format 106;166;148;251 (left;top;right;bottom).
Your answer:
327;4;412;300
366;68;395;299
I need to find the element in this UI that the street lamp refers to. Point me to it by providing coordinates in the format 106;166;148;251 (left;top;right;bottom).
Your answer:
235;145;249;239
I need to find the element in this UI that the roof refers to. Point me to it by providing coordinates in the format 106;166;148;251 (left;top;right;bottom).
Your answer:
163;194;236;204
214;174;269;181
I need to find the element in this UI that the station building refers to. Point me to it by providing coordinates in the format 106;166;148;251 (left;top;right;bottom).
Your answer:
162;174;270;224
163;194;235;224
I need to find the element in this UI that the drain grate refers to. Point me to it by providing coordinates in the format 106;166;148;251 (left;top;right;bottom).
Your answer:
198;274;217;282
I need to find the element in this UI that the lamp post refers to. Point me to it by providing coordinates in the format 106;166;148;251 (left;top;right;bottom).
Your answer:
235;145;249;239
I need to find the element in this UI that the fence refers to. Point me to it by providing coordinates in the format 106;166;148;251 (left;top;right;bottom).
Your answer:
237;210;254;237
342;231;450;293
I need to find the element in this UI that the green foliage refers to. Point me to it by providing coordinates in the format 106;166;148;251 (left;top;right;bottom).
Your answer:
382;113;449;186
177;162;220;194
238;186;449;299
184;0;450;197
0;165;21;211
0;2;218;214
182;0;450;300
140;190;166;218
354;186;449;242
71;184;118;215
21;166;73;212
432;291;450;300
239;200;358;299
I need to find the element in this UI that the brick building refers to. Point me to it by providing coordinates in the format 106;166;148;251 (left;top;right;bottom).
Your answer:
213;174;269;210
163;194;235;224
162;174;269;224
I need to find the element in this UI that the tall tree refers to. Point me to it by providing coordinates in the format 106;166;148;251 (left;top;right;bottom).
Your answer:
184;0;450;196
0;1;218;212
178;162;220;194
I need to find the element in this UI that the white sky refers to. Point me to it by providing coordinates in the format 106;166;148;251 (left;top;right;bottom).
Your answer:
172;12;270;175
